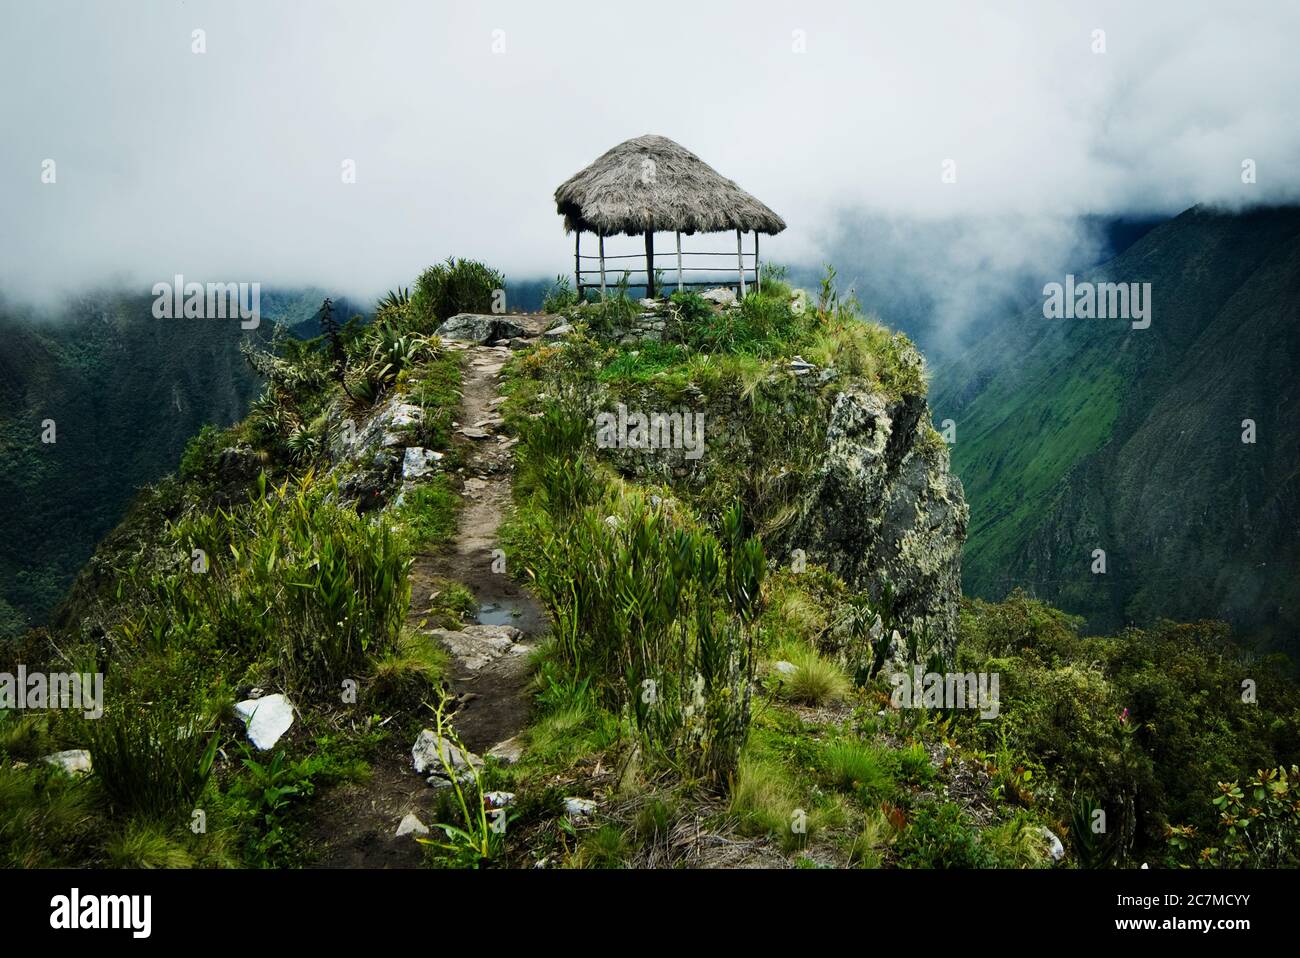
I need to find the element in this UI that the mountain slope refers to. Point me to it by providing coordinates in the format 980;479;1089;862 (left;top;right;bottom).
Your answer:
0;289;362;633
933;205;1300;655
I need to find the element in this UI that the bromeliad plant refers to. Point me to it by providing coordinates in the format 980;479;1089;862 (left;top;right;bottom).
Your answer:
1168;765;1300;868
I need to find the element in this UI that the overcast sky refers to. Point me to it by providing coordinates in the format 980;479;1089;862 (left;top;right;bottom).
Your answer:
3;0;1299;309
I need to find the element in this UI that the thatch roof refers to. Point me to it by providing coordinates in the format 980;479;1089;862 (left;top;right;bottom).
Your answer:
555;134;786;237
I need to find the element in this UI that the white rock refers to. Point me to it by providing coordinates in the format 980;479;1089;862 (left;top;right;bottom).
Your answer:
563;797;597;819
396;813;429;837
402;446;443;480
1040;826;1065;862
772;661;798;676
700;287;737;306
486;735;525;765
430;623;524;671
790;289;808;316
543;323;573;338
43;749;92;776
483;791;516;809
234;693;295;750
412;728;483;776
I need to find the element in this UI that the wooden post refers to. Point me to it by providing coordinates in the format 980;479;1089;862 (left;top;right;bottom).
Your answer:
737;229;746;298
675;231;683;293
598;234;607;300
574;231;581;299
754;231;761;292
644;230;656;298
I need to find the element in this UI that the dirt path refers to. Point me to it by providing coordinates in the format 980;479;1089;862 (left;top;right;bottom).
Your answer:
410;332;548;753
311;317;548;868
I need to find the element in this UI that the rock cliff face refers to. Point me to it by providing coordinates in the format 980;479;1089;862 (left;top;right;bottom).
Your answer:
782;388;968;663
586;337;968;662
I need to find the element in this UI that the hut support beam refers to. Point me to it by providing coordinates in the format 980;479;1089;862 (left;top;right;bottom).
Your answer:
598;234;607;300
737;229;746;298
755;231;761;292
645;231;656;298
675;231;683;293
574;231;581;299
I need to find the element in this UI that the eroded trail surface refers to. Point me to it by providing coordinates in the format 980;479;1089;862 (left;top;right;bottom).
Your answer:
312;318;548;868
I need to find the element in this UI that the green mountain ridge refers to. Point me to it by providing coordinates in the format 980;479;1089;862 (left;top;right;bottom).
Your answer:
934;204;1300;656
0;288;367;633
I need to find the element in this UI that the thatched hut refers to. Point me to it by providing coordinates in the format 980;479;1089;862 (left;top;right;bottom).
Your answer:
555;134;786;299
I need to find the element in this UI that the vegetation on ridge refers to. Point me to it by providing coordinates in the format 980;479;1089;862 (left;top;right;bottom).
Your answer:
1;257;1297;870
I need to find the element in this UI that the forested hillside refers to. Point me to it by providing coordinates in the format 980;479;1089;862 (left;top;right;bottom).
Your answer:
933;205;1300;658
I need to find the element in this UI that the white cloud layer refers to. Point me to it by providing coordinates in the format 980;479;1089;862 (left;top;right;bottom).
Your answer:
2;0;1298;307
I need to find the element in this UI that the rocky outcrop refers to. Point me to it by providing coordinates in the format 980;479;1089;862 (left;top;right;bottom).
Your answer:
589;347;967;664
784;389;968;663
434;314;526;345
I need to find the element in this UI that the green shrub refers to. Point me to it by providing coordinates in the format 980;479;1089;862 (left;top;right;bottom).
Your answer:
822;740;893;799
410;258;506;329
896;802;994;869
0;761;94;867
115;472;411;695
179;424;227;483
395;477;460;547
519;495;765;783
768;643;851;706
85;701;219;823
542;275;579;313
1168;765;1300;868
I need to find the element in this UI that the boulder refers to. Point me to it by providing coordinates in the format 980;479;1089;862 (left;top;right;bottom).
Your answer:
234;693;295;750
434;314;526;345
217;445;259;482
542;323;574;339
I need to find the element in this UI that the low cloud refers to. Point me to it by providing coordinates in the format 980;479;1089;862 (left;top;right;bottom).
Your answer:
2;0;1297;316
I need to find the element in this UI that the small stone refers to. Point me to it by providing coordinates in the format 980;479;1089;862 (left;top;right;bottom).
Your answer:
1040;827;1065;862
396;813;429;837
234;693;295;750
483;791;516;809
412;728;483;776
458;427;491;440
42;749;92;776
563;797;597;819
699;287;737;306
542;324;573;338
486;735;525;765
772;661;798;676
